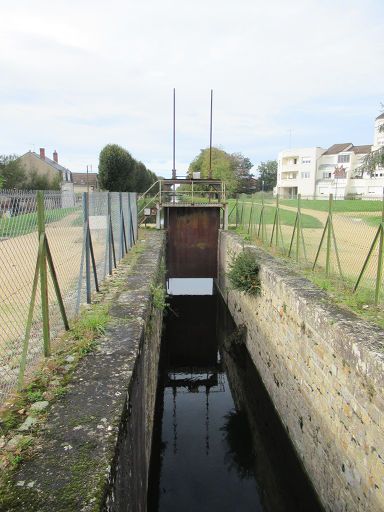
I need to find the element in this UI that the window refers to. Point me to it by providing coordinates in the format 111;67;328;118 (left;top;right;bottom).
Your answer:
293;158;298;164
301;172;310;179
323;172;332;179
338;154;350;163
302;158;311;164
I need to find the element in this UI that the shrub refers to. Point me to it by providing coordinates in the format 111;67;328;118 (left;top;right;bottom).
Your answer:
227;250;260;296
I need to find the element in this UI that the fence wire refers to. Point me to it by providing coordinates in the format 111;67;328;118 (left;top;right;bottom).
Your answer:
234;193;384;304
0;190;137;404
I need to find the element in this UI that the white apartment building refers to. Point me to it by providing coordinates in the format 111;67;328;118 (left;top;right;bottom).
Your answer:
276;113;384;199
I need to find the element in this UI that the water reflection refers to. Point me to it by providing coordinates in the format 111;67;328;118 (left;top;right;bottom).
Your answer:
148;289;323;512
221;410;255;480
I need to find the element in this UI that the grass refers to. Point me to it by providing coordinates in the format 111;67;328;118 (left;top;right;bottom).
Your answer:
274;198;383;213
229;200;323;229
0;207;78;238
302;270;384;329
234;228;384;328
363;215;383;228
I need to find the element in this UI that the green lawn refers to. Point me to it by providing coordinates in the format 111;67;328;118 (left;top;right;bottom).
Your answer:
0;208;78;238
273;198;383;213
230;200;322;229
362;215;383;228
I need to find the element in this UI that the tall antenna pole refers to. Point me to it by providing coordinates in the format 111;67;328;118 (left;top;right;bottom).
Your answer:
209;89;213;180
172;88;176;180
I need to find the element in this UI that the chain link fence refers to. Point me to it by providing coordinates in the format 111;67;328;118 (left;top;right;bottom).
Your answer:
232;193;384;305
0;189;137;404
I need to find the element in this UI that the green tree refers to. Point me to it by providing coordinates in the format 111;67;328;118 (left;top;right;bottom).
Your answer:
0;155;27;189
134;161;158;193
357;112;384;176
231;153;256;194
26;169;62;190
188;147;239;195
98;144;136;191
256;160;277;191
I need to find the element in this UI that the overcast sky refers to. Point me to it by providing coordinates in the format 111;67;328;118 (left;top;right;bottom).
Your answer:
1;0;383;178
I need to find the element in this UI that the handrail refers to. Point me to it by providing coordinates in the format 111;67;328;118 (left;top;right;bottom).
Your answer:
138;180;160;201
138;191;160;216
138;178;226;205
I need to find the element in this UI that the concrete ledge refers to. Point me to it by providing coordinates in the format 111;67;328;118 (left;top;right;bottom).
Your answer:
218;230;384;512
2;231;165;512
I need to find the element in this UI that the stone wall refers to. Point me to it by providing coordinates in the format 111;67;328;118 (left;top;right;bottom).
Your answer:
217;230;384;512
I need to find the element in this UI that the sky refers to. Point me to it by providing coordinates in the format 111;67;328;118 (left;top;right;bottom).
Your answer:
0;0;383;178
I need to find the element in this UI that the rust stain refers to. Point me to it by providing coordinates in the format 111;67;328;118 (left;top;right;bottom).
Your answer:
167;207;220;278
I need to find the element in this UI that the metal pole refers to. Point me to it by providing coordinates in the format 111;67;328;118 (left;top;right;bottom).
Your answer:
119;192;124;259
83;192;91;303
172;88;176;179
326;194;333;276
375;189;384;304
37;191;50;356
296;193;301;262
209;89;213;180
107;192;112;275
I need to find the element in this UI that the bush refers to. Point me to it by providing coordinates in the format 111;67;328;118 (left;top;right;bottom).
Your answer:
227;250;260;296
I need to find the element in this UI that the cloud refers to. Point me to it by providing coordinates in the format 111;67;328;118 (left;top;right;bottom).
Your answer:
0;0;383;176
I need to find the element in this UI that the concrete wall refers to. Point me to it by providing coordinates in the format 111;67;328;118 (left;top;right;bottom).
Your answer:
3;232;165;512
217;231;384;512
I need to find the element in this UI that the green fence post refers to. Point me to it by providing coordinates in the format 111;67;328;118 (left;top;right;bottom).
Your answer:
18;237;42;388
248;199;254;234
37;191;50;357
296;194;301;262
83;192;91;303
375;195;384;304
270;193;283;251
325;194;333;276
235;195;239;228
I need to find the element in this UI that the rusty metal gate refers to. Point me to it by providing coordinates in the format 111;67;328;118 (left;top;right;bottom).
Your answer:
166;207;220;278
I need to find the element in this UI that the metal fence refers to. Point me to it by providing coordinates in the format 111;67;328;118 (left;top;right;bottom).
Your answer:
0;190;137;404
232;193;384;304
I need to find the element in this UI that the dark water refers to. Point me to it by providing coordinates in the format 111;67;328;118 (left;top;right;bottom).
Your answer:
148;280;323;512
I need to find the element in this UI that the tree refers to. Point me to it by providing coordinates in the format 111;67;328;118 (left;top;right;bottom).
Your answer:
0;155;27;189
255;160;277;191
26;169;62;190
98;144;136;191
134;161;158;193
188;147;239;195
357;112;384;176
231;153;257;194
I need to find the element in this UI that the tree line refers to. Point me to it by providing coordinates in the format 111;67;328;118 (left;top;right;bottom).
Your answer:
98;144;158;193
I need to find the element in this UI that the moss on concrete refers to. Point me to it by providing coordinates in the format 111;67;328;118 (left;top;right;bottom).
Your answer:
0;230;165;511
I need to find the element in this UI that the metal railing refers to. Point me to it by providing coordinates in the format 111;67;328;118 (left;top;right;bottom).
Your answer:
0;189;137;404
138;179;226;224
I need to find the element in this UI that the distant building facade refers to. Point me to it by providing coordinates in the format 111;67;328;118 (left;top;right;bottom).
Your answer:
72;172;99;193
19;148;73;192
276;114;384;199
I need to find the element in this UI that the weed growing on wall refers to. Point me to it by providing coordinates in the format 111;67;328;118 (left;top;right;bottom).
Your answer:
227;251;261;296
151;284;168;310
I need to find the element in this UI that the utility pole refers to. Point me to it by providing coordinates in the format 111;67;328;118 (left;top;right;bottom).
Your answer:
209;89;213;180
172;88;176;180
